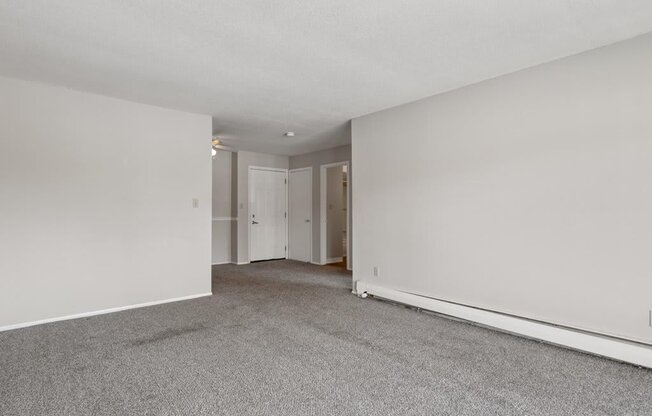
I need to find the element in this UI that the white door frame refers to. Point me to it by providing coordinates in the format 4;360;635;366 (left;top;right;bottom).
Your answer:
248;166;289;263
320;161;351;269
288;167;313;262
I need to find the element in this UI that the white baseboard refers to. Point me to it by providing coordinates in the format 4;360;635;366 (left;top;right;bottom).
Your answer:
355;281;652;369
0;292;212;333
211;261;230;265
326;257;343;264
235;261;250;265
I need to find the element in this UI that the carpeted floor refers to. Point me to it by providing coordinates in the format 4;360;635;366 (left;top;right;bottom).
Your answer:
1;260;651;415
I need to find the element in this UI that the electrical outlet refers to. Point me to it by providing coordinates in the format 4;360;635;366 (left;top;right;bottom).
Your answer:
373;266;379;277
192;198;199;208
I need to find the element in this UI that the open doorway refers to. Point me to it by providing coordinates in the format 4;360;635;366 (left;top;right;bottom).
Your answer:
320;161;350;269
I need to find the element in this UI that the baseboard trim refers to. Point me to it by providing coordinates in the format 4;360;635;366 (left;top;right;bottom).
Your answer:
211;261;230;265
0;292;213;333
235;261;250;265
355;281;652;369
325;257;343;264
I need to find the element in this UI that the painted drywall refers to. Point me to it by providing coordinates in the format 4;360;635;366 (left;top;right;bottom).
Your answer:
5;2;652;155
212;150;233;264
326;166;346;260
289;144;352;264
236;151;289;264
352;33;652;345
0;76;212;329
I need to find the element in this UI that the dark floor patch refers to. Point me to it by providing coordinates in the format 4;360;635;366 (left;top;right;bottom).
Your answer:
128;324;208;347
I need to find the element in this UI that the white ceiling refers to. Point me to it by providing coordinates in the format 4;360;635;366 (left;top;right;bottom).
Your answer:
1;1;652;155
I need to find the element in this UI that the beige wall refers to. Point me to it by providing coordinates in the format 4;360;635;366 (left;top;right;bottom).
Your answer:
352;33;652;345
0;76;212;328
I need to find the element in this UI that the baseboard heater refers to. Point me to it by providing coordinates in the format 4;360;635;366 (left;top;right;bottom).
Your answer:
354;281;652;369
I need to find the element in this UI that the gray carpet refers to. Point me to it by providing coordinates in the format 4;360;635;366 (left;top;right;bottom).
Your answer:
1;260;651;415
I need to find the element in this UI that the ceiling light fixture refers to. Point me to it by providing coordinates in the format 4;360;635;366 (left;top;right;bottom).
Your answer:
211;137;221;159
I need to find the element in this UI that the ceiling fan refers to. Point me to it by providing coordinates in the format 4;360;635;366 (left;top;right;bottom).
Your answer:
211;136;229;158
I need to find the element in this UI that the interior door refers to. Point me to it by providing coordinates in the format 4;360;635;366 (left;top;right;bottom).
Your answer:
250;168;287;262
289;168;312;262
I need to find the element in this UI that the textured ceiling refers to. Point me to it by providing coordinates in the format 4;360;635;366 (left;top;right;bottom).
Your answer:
1;1;652;155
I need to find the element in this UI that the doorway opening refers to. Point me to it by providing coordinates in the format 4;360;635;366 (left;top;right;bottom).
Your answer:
320;161;350;270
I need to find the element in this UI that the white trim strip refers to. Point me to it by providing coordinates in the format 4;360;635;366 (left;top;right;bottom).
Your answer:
0;292;212;333
356;281;652;368
288;166;313;173
326;257;343;264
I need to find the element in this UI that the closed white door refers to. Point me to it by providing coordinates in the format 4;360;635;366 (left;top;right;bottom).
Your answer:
250;168;287;262
289;168;312;262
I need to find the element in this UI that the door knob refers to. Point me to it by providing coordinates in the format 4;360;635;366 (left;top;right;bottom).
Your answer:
252;220;259;225
305;219;310;223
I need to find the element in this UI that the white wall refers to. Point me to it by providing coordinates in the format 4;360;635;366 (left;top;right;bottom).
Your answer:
0;76;212;329
212;150;233;264
290;144;351;264
352;33;652;345
236;151;289;264
326;166;345;260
